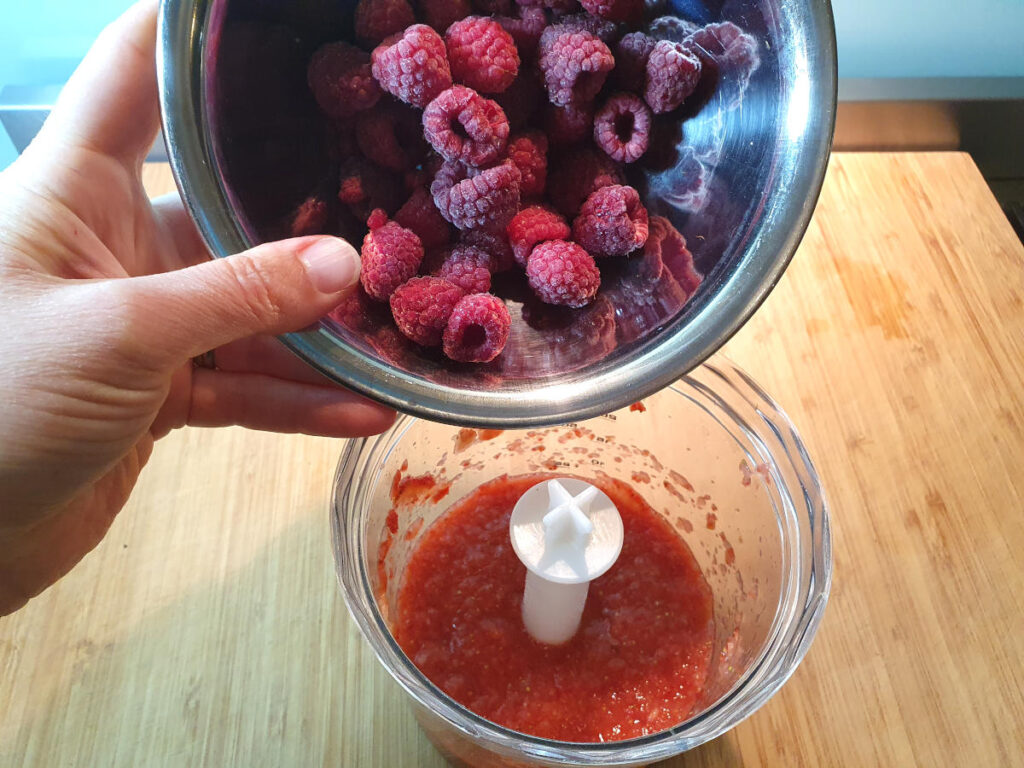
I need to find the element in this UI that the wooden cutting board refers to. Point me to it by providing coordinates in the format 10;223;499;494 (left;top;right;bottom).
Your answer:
2;153;1023;767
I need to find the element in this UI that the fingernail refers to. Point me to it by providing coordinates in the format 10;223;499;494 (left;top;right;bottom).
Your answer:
300;238;360;294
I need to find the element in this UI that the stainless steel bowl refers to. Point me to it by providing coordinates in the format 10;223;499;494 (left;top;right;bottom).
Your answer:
157;0;836;427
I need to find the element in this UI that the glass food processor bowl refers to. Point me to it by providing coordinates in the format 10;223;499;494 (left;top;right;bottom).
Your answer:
157;0;837;427
332;360;831;766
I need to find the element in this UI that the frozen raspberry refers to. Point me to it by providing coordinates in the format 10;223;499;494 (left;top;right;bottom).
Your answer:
507;205;570;267
543;102;593;145
307;42;381;118
422;86;510;167
431;160;522;230
572;184;648;257
683;21;759;72
650;15;700;43
496;6;547;59
473;0;512;14
354;0;415;46
288;195;329;236
356;101;426;171
328;285;390;335
432;244;493;293
461;228;516;272
443;293;511;362
539;14;618;48
547;146;625;216
420;0;472;34
360;210;425;301
390;276;466;346
446;17;520;94
371;25;452;108
644;40;701;114
338;157;403;216
526;240;600;307
579;0;641;22
505;131;548;199
538;29;615;107
394;187;452;249
494;70;544;130
593;93;652;163
612;32;655;90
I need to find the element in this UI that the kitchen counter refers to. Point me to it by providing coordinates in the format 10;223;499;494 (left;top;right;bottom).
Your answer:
2;153;1022;766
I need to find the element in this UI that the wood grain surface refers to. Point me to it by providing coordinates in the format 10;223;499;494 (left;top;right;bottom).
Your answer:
2;153;1023;766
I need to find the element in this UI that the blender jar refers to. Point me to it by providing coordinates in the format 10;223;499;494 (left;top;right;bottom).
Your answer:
332;360;831;767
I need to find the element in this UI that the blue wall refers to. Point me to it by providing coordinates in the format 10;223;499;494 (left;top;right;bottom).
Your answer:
2;0;1024;170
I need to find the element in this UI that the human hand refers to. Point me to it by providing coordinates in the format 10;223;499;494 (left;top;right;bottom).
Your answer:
0;0;394;615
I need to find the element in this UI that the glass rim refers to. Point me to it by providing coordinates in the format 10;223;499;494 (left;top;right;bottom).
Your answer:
331;359;832;764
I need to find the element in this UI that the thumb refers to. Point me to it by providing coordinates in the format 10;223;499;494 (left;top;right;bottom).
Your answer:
121;236;360;367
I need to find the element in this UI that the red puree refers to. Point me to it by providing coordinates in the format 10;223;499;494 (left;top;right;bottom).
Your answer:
395;474;714;743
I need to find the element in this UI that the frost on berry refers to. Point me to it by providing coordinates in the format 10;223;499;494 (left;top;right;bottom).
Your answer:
432;244;494;293
443;293;511;362
422;86;510;167
644;40;702;114
430;160;522;231
389;276;466;346
360;213;425;300
526;240;600;307
371;25;453;108
593;93;652;163
572;184;649;257
538;28;615;107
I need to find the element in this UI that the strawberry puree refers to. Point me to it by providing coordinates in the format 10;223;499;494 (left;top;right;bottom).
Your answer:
395;474;714;742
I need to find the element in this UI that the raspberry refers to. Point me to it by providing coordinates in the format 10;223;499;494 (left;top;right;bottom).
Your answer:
579;0;641;23
593;92;652;163
431;160;522;230
432;244;493;293
572;184;649;257
394;187;452;249
543;102;593;145
307;42;381;118
371;25;453;108
288;195;329;236
538;28;615;107
644;40;701;114
356;101;426;171
443;293;511;362
505;131;548;198
539;14;618;48
446;17;520;94
611;32;655;91
507;205;570;266
360;210;425;300
420;0;472;34
461;228;516;272
547;146;624;216
389;276;466;346
683;21;759;73
650;15;700;43
473;0;512;14
354;0;415;46
526;240;600;307
338;157;403;217
496;6;547;59
328;285;393;336
422;86;510;167
494;70;544;130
